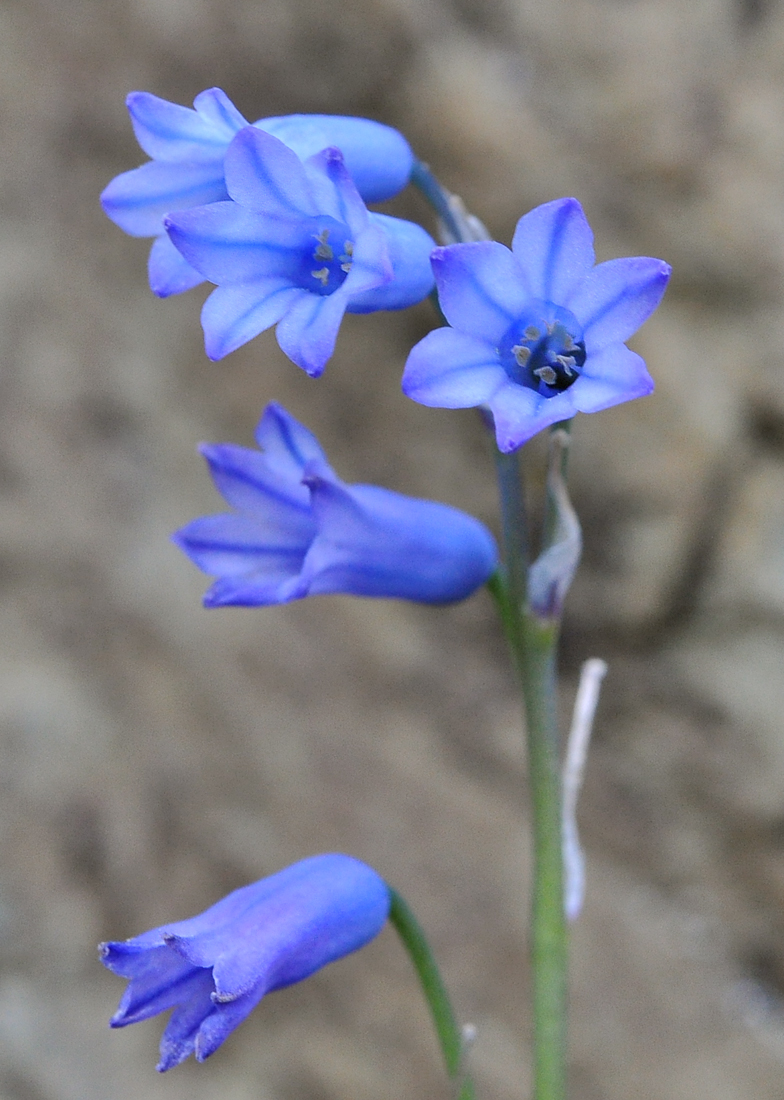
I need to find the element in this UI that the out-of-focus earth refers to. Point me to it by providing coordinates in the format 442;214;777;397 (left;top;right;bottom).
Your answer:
2;0;784;1096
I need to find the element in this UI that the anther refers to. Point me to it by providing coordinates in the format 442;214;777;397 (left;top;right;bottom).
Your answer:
555;354;577;375
339;241;354;274
313;230;333;261
512;344;531;366
311;267;330;287
524;325;541;341
534;365;558;386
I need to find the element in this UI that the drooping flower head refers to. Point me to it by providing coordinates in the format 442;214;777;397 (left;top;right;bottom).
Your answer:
164;126;435;374
101;88;415;298
172;402;498;606
402;197;671;451
101;853;390;1071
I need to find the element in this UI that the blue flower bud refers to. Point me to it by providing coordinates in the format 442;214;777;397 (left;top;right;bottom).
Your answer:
172;402;498;607
101;854;390;1071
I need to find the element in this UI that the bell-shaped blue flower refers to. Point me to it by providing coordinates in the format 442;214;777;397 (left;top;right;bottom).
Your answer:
172;402;498;606
164;126;435;374
101;853;390;1071
402;197;671;452
101;88;415;298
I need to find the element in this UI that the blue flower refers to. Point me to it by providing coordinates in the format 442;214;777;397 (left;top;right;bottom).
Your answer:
101;88;415;298
172;402;498;606
164;126;435;374
101;854;390;1071
402;197;671;452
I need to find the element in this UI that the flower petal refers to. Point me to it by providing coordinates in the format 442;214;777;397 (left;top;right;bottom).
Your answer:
198;440;312;514
172;514;309;583
274;289;348;377
200;281;304;360
164;202;308;285
511;197;595;302
127;89;245;162
156;970;217;1072
488;381;578;453
224;127;316;219
191;88;248;137
303;147;368;236
194;990;265;1063
431;241;529;343
110;949;203;1027
402;327;506;407
210;855;390;999
299;472;498;603
255;114;413;202
569;256;671;351
254;401;331;478
101;160;227;237
148;234;205;297
571;343;654;413
201;572;305;607
341;220;393;300
348;214;433;313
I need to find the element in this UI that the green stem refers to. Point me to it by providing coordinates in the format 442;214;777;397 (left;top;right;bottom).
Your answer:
388;888;475;1100
494;449;568;1100
517;613;567;1100
493;447;529;632
413;158;569;1098
410;160;464;243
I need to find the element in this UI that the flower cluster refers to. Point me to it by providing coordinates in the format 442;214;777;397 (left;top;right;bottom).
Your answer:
100;90;671;1075
101;854;390;1071
173;402;498;606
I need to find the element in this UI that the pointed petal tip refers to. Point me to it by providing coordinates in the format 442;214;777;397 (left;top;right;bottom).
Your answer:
125;90;149;113
320;145;345;164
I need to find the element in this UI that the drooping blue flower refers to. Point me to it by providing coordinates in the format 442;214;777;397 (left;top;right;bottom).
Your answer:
164;126;435;374
402;197;671;452
101;853;390;1071
101;88;415;298
172;402;498;606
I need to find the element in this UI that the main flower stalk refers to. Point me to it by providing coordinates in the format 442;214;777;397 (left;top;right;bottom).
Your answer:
415;161;570;1100
493;447;568;1100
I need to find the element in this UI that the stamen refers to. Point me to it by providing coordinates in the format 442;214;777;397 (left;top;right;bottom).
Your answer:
534;365;558;386
555;354;577;376
524;325;541;341
339;241;354;274
512;344;531;366
313;230;333;261
311;267;330;287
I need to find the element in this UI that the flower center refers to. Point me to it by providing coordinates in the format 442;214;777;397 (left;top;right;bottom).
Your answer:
304;224;354;296
500;302;586;398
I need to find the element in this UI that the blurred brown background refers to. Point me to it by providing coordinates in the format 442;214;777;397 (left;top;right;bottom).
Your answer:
1;0;784;1097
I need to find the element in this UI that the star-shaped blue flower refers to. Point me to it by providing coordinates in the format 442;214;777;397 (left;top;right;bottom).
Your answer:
402;197;671;451
164;126;435;374
101;854;390;1071
172;402;498;606
101;88;415;298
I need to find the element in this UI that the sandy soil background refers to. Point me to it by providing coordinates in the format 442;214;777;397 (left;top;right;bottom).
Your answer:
2;0;784;1097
